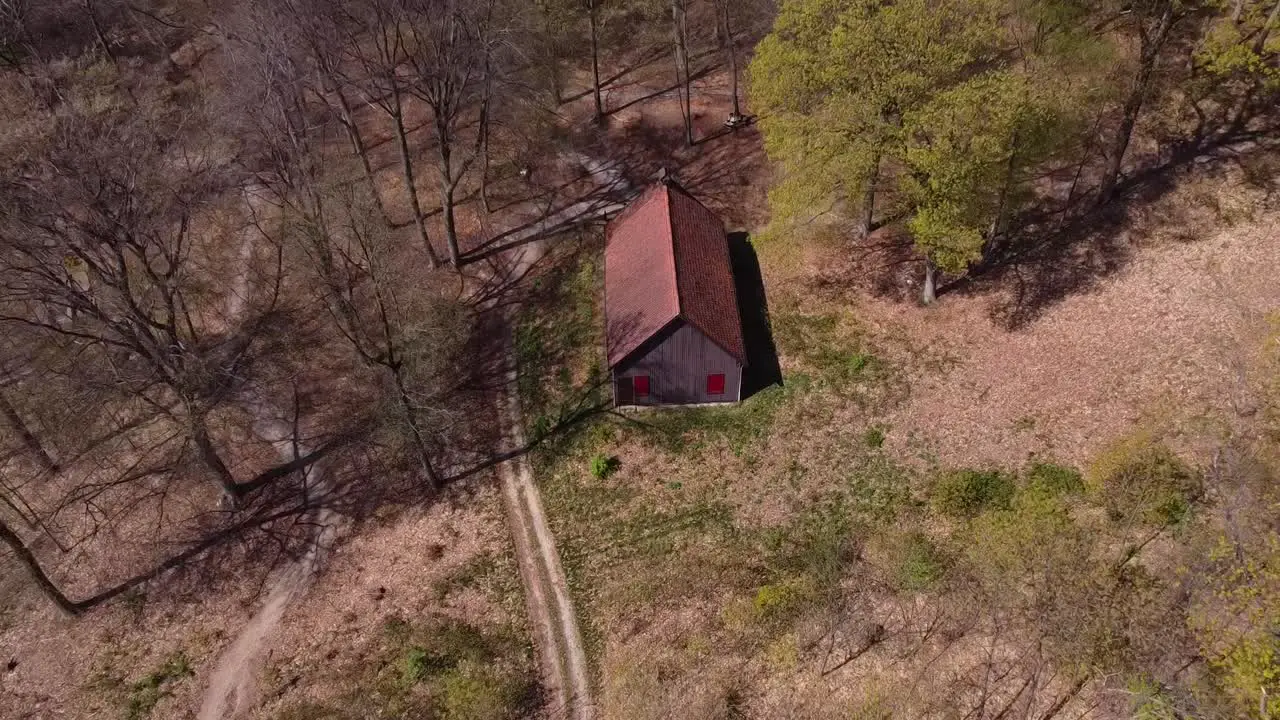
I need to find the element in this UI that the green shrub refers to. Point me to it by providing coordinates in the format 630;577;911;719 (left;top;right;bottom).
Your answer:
439;661;532;720
126;653;193;720
931;469;1016;517
588;453;619;479
1088;436;1200;526
1127;677;1182;720
863;425;886;448
892;533;946;591
751;581;811;621
1025;461;1084;497
400;646;434;686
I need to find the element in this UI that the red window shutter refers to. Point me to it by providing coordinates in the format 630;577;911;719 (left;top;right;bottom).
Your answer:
634;376;650;397
707;373;726;395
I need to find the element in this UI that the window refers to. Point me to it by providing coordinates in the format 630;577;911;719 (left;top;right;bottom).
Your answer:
634;375;650;397
707;373;726;395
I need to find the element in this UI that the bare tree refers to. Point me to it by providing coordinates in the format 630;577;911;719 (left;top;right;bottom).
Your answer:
671;0;693;146
340;0;442;268
404;0;503;267
295;192;462;489
587;0;604;120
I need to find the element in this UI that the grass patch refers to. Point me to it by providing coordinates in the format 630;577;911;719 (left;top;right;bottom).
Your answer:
637;383;791;456
125;652;193;720
772;310;894;392
931;468;1017;518
1088;435;1201;526
276;616;535;720
763;498;860;588
438;661;537;720
890;532;947;591
514;241;606;438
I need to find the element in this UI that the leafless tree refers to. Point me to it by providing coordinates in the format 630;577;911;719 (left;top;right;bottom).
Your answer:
340;0;442;268
292;191;464;489
671;0;694;146
404;0;510;267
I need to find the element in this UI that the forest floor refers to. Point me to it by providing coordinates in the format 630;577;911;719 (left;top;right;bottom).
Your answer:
2;31;1278;720
514;60;1280;720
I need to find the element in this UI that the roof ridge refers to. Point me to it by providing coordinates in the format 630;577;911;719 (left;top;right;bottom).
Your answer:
665;183;684;318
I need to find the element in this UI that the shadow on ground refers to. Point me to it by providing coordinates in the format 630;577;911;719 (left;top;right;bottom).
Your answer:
729;232;782;400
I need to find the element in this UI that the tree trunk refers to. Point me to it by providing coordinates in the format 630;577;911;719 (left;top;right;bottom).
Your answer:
589;0;604;121
721;0;742;118
982;134;1020;262
441;182;461;267
857;157;880;240
671;0;694;146
538;0;562;104
82;0;117;68
187;407;239;500
1097;1;1176;206
438;131;462;267
389;366;442;491
392;95;439;268
328;78;389;224
0;517;80;616
0;391;57;473
921;259;937;305
478;61;494;213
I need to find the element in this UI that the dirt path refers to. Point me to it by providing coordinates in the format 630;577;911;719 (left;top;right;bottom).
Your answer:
198;188;340;720
200;155;619;720
485;154;631;720
495;244;594;720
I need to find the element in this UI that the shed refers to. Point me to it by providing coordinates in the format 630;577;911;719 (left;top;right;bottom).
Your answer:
604;178;746;406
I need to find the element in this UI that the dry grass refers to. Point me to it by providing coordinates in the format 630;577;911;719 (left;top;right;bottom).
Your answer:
524;124;1280;718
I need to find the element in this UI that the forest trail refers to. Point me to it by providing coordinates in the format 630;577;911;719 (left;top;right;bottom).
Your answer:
495;239;594;720
198;157;624;719
198;187;339;720
487;154;627;720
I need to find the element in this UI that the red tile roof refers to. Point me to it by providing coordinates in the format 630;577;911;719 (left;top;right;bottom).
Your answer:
604;180;745;368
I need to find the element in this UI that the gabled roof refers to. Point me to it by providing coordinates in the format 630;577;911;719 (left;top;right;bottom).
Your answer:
604;180;745;368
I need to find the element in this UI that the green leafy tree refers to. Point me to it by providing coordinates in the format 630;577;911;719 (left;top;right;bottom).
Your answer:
752;0;1101;303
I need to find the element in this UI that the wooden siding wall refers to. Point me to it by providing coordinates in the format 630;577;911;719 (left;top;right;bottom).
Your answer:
615;321;742;405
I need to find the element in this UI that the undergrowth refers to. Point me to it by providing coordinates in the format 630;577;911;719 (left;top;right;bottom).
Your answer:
272;616;537;720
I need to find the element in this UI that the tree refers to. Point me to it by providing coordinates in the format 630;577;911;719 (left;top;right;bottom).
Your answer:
340;0;442;268
287;190;465;490
0;110;247;498
1192;0;1280;132
752;0;1102;303
751;0;1002;299
404;0;499;267
257;0;394;224
1095;0;1185;205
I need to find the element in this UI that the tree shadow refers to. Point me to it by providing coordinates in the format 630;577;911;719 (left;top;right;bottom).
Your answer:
941;125;1280;330
560;49;669;105
728;232;782;400
604;62;719;118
